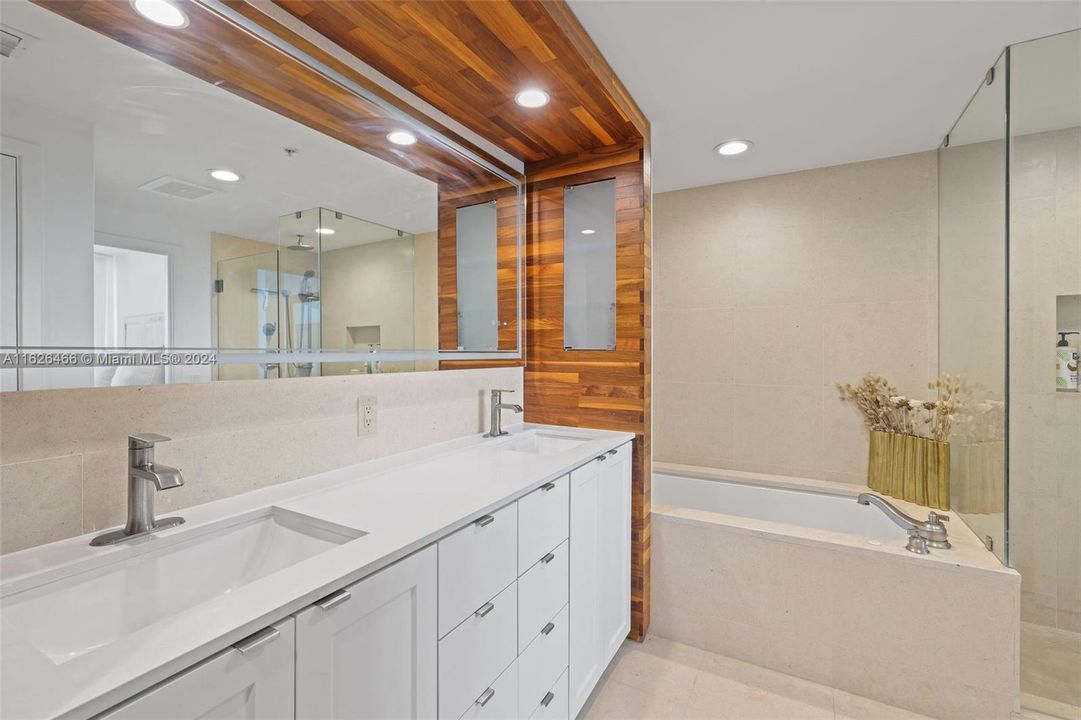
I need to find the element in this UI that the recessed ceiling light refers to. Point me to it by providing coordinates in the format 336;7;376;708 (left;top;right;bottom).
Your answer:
315;227;335;235
515;89;550;108
208;168;241;182
715;139;753;156
387;130;417;146
581;229;596;235
130;0;189;28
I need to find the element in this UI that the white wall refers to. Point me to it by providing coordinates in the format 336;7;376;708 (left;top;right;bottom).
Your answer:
1;100;95;389
653;151;939;484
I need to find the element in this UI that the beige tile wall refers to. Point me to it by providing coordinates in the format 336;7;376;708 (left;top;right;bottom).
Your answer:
651;513;1020;720
654;151;939;484
1009;126;1081;633
0;367;523;554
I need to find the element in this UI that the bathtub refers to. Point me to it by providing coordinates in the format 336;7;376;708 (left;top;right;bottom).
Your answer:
650;464;1021;720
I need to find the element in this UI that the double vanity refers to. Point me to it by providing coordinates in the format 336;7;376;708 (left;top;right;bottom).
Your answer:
0;424;634;720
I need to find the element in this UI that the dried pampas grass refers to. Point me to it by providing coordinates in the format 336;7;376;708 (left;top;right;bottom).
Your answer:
837;373;960;443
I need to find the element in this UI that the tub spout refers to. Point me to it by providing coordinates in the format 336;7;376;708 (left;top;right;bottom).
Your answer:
857;493;951;551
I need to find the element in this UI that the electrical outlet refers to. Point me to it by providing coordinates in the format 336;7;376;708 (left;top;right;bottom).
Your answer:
358;396;377;437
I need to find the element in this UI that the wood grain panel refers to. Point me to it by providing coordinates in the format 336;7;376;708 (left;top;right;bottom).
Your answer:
272;0;645;162
524;146;651;639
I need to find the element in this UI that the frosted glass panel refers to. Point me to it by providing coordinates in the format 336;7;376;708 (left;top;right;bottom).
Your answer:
455;202;498;350
564;179;616;350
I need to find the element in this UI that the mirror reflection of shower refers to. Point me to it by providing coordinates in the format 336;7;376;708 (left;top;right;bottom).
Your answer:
213;206;420;380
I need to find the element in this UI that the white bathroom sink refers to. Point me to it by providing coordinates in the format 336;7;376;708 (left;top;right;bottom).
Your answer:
497;431;588;455
1;507;363;665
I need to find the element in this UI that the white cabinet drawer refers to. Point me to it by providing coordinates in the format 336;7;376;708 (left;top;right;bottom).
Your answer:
518;539;569;653
517;604;569;719
527;669;569;720
99;619;295;719
518;476;569;573
438;582;518;720
439;503;518;636
457;658;517;720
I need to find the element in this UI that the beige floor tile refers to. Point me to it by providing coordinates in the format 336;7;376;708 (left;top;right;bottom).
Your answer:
833;690;935;720
581;637;940;720
1021;622;1081;710
605;636;705;703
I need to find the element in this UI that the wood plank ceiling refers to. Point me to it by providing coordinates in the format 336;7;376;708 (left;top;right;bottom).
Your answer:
273;0;645;162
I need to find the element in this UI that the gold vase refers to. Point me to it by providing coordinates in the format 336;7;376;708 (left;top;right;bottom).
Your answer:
867;430;950;510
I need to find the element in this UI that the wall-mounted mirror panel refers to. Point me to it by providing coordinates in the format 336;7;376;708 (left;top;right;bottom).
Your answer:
0;0;522;391
455;202;499;351
563;178;616;350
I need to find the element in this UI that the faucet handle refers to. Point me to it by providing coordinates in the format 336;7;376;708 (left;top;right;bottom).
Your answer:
493;388;516;394
129;433;171;449
928;511;950;524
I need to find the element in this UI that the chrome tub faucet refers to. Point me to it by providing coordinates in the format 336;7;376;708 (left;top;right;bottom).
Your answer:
90;434;185;546
484;389;523;438
857;492;951;553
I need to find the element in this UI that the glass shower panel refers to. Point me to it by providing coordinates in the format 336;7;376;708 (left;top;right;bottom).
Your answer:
318;208;417;375
278;207;322;378
938;51;1008;561
1009;29;1081;718
215;250;279;381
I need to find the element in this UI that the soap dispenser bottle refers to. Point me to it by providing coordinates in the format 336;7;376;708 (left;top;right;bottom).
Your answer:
1057;332;1080;391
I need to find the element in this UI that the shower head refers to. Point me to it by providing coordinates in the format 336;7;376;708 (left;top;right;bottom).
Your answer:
287;234;314;251
262;322;276;338
303;269;316;278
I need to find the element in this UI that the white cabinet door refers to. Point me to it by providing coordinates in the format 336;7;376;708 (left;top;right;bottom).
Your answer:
568;443;632;719
99;619;295;720
295;546;438;720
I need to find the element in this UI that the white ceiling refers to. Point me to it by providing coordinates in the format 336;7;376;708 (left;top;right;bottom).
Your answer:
567;0;1081;193
0;0;439;243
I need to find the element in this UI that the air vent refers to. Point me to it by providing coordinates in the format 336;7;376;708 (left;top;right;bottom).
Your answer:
138;175;217;201
1;25;38;59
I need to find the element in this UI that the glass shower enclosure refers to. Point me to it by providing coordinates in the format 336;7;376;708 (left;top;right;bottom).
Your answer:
939;29;1080;719
214;207;421;379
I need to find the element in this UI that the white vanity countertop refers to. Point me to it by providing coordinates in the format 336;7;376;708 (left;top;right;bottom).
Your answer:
0;423;635;720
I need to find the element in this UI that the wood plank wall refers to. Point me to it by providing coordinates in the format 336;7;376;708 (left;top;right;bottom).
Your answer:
524;143;651;639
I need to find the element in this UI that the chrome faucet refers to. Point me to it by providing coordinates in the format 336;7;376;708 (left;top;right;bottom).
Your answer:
484;389;523;438
90;434;185;546
857;493;950;552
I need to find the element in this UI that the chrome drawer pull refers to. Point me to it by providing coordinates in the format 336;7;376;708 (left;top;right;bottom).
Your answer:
475;601;495;618
541;691;555;708
474;514;495;528
607;449;617;457
540;482;556;492
540;552;556;564
476;688;496;707
541;621;555;636
316;589;351;611
595;455;607;462
233;626;280;654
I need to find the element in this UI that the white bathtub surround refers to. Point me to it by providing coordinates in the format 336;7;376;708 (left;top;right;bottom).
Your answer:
650;467;1020;720
0;367;523;553
581;636;936;720
0;423;633;719
653;151;939;485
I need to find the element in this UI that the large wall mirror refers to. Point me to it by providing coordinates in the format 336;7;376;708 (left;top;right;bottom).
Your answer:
0;0;523;391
